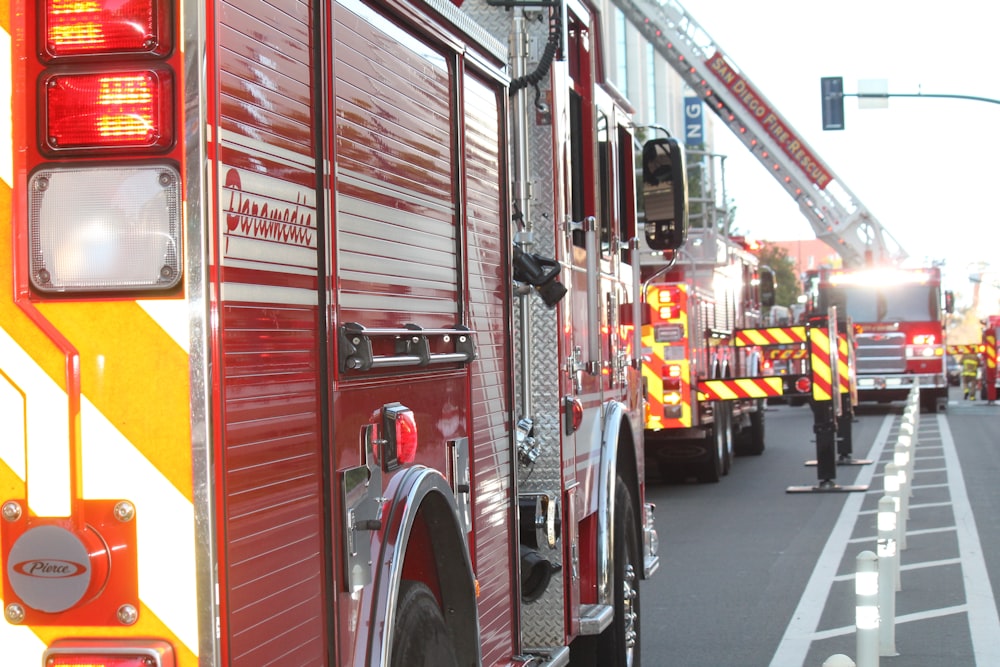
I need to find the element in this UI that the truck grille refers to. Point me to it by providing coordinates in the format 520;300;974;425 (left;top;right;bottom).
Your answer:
854;332;907;374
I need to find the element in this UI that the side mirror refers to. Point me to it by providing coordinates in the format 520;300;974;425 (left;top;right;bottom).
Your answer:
641;137;688;251
944;290;954;314
759;269;776;308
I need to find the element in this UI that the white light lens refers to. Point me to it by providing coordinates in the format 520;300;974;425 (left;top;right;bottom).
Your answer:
29;165;182;292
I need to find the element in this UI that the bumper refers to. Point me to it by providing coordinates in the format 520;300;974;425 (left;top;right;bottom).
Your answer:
856;373;946;392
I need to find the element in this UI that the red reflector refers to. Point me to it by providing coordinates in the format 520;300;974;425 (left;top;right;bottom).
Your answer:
44;69;173;151
395;410;419;465
43;0;169;58
44;638;174;667
47;655;153;667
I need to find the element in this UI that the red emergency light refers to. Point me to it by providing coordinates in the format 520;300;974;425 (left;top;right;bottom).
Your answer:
42;0;171;59
43;638;174;667
43;69;174;152
381;403;418;470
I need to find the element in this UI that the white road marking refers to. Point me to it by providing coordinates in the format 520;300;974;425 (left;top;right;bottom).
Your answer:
767;414;895;667
769;412;1000;666
938;413;1000;664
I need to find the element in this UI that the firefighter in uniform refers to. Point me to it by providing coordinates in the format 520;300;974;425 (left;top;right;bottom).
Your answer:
961;352;980;400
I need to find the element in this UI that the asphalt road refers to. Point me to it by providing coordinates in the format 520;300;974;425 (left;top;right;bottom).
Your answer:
639;386;1000;666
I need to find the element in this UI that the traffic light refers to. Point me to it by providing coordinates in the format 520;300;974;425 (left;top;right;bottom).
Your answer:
821;76;845;130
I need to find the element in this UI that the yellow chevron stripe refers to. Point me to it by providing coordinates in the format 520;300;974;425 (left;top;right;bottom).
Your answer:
36;301;193;503
737;377;782;395
5;603;197;667
810;328;833;400
737;326;807;346
701;381;739;400
1;14;10;188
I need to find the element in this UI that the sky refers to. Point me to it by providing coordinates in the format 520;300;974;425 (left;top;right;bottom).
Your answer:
674;0;1000;310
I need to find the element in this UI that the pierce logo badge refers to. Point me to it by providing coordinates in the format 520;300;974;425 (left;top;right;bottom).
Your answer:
13;559;88;578
7;525;94;612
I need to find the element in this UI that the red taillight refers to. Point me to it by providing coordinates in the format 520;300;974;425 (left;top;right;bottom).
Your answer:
46;656;152;667
665;364;682;378
395;410;419;465
43;69;173;152
662;378;682;394
564;396;584;435
43;0;170;59
652;286;678;307
795;377;812;394
43;638;174;667
380;403;418;469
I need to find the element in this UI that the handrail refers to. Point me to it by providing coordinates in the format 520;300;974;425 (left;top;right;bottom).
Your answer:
338;323;477;372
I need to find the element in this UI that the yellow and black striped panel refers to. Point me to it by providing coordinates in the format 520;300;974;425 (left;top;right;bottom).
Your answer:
734;326;807;347
810;327;834;401
697;376;783;401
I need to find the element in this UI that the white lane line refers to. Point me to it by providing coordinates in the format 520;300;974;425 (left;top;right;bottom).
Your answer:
831;557;963;582
938;413;1000;665
768;414;895;667
810;605;969;641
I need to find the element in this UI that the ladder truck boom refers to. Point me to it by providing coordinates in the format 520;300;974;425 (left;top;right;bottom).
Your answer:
615;0;907;266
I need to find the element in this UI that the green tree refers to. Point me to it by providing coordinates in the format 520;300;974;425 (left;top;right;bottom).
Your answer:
755;244;800;307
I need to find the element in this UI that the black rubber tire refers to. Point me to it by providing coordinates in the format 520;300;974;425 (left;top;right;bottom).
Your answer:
597;477;641;667
721;406;734;475
698;409;726;483
736;405;766;456
390;580;458;667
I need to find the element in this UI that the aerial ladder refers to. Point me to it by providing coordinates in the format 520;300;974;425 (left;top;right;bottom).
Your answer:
614;0;907;267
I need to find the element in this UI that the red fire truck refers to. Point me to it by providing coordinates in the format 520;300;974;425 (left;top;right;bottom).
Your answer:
0;0;670;665
805;266;953;413
639;227;771;483
979;316;999;402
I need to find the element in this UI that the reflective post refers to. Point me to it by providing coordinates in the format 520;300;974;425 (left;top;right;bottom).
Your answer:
877;497;897;656
855;551;879;667
883;463;902;590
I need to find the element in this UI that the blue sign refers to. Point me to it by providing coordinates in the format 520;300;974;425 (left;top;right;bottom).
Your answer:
684;97;704;146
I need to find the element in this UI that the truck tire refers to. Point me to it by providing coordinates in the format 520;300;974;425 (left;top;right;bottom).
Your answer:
698;407;727;483
721;406;734;475
597;477;641;667
735;405;765;456
390;580;459;667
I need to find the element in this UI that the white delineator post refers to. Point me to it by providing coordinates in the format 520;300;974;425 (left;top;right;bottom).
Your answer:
877;496;897;656
855;551;880;667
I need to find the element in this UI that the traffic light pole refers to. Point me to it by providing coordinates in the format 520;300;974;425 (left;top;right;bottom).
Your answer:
848;92;1000;106
822;77;1000;131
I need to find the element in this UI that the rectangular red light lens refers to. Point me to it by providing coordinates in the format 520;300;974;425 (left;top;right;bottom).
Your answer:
47;655;153;667
44;69;173;151
44;639;174;667
43;0;169;58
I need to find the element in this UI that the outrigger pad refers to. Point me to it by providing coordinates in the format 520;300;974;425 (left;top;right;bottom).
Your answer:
803;458;872;467
786;481;869;494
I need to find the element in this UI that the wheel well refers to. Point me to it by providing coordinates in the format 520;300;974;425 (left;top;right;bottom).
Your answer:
383;475;478;666
613;415;642;573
